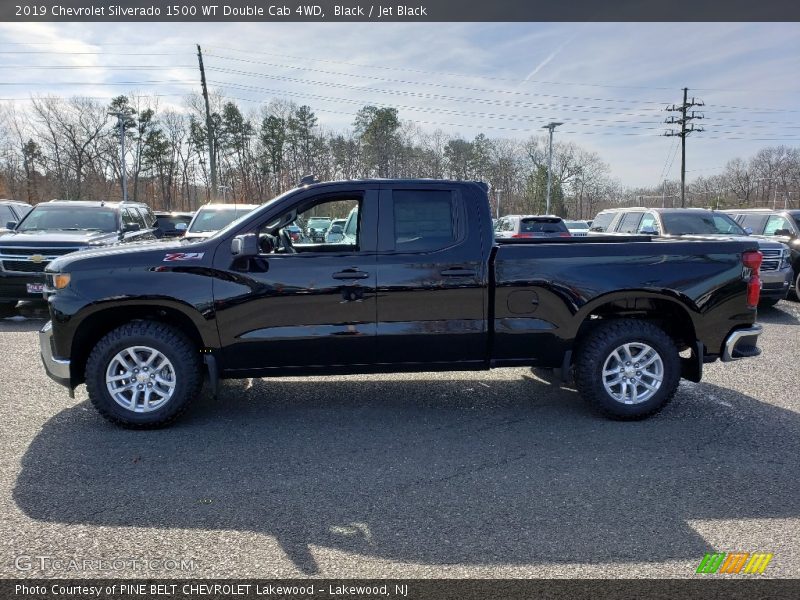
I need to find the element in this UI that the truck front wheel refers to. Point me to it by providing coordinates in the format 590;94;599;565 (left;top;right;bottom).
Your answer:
574;319;681;420
85;321;202;428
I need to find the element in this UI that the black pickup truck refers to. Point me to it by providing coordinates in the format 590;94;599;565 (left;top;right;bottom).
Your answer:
40;179;764;427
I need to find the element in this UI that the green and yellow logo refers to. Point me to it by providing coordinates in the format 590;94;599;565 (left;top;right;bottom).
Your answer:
696;552;773;574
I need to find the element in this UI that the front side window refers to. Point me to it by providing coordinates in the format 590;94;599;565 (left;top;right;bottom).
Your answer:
660;213;745;235
258;197;361;255
392;190;457;252
764;215;792;236
0;206;14;225
617;212;644;233
638;213;659;234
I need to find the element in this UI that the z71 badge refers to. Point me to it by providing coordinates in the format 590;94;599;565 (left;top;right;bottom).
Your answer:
163;252;205;262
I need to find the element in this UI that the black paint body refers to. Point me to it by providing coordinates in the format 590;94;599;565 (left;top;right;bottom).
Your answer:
43;180;759;389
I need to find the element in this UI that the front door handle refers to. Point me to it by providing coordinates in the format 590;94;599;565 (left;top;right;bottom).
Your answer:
333;269;370;280
441;267;477;277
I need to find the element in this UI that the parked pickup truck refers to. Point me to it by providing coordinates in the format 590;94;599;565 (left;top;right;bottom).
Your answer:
40;179;764;428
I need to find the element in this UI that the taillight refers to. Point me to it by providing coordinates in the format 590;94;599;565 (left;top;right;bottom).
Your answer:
743;250;762;308
512;233;534;238
558;232;571;237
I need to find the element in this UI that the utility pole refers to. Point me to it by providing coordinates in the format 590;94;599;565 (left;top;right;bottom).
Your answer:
108;111;128;202
494;188;503;219
662;179;667;208
543;121;562;214
665;88;704;208
197;44;217;200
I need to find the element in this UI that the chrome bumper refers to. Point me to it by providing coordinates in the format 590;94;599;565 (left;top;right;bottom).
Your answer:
721;324;763;362
39;320;71;385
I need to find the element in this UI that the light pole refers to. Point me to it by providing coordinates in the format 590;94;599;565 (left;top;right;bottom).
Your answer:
108;111;128;202
543;122;562;214
494;188;503;219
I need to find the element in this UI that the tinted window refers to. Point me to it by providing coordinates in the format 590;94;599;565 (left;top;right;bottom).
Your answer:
661;212;745;235
617;212;644;233
140;205;157;227
157;214;192;231
520;218;567;233
590;212;615;232
393;190;456;251
130;207;147;228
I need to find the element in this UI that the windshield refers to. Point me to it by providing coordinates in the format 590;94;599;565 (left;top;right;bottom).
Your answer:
661;212;745;235
189;207;256;233
16;205;118;232
565;221;589;229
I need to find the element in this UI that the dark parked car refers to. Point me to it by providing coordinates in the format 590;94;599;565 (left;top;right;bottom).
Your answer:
494;215;571;238
40;179;763;428
589;207;793;306
154;211;194;238
724;208;800;299
0;200;157;304
183;204;259;242
0;200;33;233
305;217;332;243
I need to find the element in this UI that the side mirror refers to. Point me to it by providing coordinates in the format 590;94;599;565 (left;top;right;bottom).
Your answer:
640;227;658;235
743;227;753;235
5;221;17;230
774;228;793;237
123;223;141;233
231;233;259;257
175;222;188;231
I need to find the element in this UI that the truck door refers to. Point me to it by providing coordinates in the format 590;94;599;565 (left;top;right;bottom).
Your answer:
375;184;487;365
213;187;379;371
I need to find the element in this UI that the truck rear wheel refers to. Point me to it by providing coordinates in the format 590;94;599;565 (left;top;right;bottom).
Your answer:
85;321;202;428
574;319;681;420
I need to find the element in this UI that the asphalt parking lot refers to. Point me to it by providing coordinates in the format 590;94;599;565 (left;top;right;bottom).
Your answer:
1;300;798;579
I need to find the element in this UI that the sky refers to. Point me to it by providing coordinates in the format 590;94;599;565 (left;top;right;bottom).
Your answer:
0;21;798;187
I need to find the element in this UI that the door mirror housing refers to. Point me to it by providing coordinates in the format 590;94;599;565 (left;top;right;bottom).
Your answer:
231;233;259;257
743;227;753;236
123;223;141;233
175;222;188;231
774;228;793;237
5;221;16;230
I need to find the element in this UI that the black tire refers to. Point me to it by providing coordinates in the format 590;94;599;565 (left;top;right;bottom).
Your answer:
85;321;202;428
794;275;800;301
574;319;681;420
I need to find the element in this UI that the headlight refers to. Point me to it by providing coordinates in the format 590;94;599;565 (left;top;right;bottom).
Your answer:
781;249;791;269
53;273;71;289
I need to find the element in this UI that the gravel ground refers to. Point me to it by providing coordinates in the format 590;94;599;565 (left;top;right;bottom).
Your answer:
0;300;798;579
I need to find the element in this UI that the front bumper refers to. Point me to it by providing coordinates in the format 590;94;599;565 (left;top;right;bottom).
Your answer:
39;320;72;389
760;267;793;300
721;324;763;362
0;272;46;302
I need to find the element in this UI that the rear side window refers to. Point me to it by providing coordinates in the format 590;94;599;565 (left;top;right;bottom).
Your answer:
638;213;659;234
392;190;458;252
617;212;644;233
140;206;157;227
590;212;615;232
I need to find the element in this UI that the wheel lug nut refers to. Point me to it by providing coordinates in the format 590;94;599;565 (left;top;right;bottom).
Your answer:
134;368;139;373
137;384;143;389
634;363;639;368
636;371;641;376
626;362;631;366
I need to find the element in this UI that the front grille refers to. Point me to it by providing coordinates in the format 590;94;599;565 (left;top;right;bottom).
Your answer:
0;246;81;257
1;260;48;272
760;248;782;272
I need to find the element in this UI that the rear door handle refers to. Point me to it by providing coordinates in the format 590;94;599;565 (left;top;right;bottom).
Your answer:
333;269;370;280
441;267;477;277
